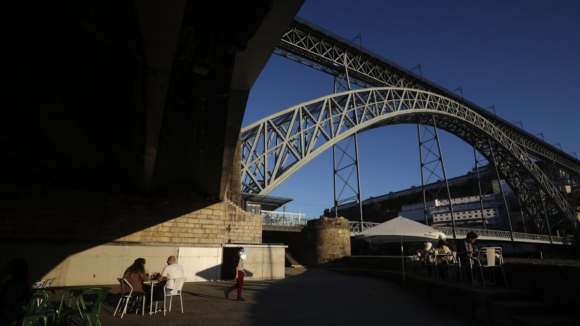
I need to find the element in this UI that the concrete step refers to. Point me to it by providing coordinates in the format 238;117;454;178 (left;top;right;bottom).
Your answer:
290;264;305;268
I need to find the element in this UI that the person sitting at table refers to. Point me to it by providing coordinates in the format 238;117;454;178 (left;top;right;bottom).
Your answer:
421;242;435;263
434;239;453;279
122;258;150;310
153;256;184;310
436;239;452;261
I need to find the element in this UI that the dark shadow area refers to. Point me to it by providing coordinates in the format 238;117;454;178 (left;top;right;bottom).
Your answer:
0;182;218;282
195;265;222;282
245;268;486;326
2;0;279;283
221;248;238;281
263;230;307;266
323;255;580;322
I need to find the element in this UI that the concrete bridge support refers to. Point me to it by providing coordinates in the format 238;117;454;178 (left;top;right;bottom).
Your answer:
304;217;351;266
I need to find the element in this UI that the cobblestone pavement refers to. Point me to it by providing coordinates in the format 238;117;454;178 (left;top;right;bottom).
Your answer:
85;268;483;326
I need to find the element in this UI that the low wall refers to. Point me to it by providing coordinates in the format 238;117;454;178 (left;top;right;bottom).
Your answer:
304;217;351;266
0;243;286;287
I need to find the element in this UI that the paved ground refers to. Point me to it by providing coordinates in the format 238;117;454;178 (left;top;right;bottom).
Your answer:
87;268;483;326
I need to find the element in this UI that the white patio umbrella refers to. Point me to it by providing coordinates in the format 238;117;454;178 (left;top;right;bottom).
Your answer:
356;216;447;286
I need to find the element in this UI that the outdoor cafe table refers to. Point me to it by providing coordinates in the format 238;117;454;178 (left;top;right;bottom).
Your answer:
143;280;159;315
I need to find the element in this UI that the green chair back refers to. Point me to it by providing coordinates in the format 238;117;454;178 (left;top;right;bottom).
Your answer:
55;287;111;326
75;287;111;326
18;290;55;326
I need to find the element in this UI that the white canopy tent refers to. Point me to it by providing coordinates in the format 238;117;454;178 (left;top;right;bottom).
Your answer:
356;216;447;285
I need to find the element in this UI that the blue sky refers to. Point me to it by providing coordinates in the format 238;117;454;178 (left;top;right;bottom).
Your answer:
242;0;580;219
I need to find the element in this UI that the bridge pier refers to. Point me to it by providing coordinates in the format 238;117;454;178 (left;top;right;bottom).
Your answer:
304;217;351;266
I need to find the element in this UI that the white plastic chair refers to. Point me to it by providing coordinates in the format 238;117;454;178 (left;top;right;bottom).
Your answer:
113;278;145;318
162;278;185;316
475;247;509;288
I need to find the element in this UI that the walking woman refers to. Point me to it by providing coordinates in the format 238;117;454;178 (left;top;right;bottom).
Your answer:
224;247;246;301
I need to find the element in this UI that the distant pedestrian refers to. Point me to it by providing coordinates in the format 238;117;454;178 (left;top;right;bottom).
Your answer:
224;247;247;301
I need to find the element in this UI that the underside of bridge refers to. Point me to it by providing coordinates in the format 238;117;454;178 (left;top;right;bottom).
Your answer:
2;0;303;200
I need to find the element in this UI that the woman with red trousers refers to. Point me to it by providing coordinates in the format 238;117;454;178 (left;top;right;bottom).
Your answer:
224;247;246;301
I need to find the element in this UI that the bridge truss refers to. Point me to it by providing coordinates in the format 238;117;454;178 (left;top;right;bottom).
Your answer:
241;18;580;240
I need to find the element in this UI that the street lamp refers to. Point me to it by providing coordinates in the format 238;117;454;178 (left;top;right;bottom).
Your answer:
570;151;578;159
535;133;544;141
486;105;496;115
453;87;463;99
514;121;524;130
554;142;563;151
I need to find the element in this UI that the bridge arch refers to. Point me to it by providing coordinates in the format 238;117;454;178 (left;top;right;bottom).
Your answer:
241;87;579;237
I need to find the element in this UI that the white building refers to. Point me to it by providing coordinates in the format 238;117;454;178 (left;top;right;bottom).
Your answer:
399;180;514;229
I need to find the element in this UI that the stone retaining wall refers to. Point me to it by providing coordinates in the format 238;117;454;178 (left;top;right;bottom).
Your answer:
0;184;260;245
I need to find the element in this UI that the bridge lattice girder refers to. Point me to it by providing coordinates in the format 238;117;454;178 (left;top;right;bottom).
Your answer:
240;88;580;239
275;18;580;179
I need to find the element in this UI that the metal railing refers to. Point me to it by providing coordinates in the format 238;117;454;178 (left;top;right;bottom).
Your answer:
261;211;312;228
349;224;575;245
348;221;381;235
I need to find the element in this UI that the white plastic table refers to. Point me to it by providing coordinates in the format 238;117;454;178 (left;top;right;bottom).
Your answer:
143;280;159;315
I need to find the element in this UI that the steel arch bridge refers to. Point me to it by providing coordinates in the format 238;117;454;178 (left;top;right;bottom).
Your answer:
241;87;580;239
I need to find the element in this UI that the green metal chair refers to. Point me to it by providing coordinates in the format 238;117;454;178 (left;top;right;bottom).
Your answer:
17;290;56;326
55;287;111;326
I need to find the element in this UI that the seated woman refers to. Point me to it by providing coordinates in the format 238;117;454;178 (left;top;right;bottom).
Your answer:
435;239;454;280
122;258;150;310
436;239;452;261
123;258;150;293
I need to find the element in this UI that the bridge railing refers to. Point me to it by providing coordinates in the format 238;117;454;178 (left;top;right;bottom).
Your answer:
350;224;574;245
435;227;574;244
348;221;381;235
261;211;312;228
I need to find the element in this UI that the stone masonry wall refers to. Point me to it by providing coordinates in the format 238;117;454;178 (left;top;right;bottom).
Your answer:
0;183;261;246
304;217;351;266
